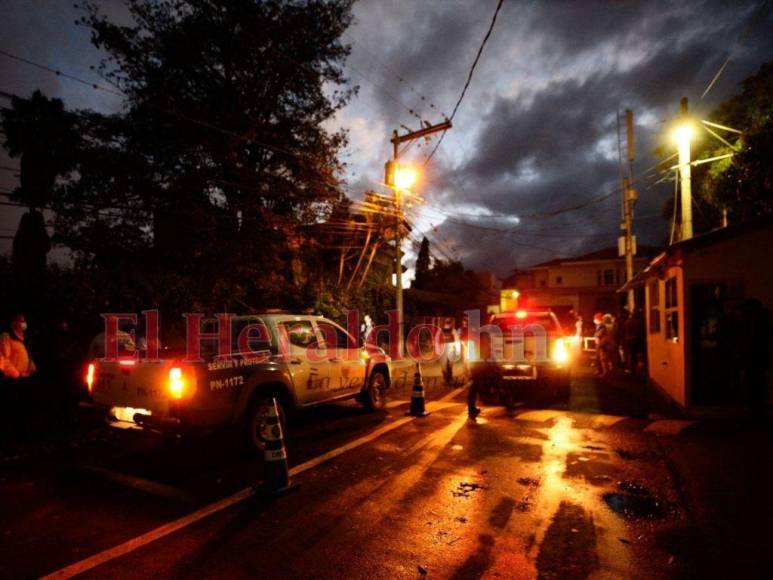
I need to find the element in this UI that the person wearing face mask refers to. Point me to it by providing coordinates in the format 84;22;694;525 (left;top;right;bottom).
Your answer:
0;313;36;379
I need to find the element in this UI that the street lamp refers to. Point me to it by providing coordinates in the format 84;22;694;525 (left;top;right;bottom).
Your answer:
674;97;694;241
672;122;694;146
394;165;418;191
387;121;450;358
384;159;421;358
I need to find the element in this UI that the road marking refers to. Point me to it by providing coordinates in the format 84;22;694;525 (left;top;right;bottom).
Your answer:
288;416;414;476
41;487;254;580
515;409;564;422
42;393;463;580
644;419;695;435
76;465;197;504
589;414;627;428
437;387;466;403
387;384;465;408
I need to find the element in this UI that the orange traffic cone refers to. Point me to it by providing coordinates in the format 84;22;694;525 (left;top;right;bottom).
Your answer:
406;363;430;417
261;397;299;495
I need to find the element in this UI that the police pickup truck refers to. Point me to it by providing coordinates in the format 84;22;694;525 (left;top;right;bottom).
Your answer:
470;309;572;406
87;314;391;451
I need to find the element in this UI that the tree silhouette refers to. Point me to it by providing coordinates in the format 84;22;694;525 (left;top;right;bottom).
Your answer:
692;62;773;225
1;90;78;281
413;236;431;289
53;0;356;315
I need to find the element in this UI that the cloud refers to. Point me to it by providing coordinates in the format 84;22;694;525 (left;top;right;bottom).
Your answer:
1;0;772;272
342;0;773;274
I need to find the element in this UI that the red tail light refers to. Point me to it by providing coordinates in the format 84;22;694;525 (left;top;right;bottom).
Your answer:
85;362;96;394
168;367;185;399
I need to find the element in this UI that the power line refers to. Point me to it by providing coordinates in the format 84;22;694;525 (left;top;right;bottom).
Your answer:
0;48;124;97
700;0;770;100
343;31;446;119
424;0;505;165
0;45;414;204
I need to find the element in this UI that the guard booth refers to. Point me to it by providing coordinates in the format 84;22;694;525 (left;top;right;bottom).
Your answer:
621;216;773;407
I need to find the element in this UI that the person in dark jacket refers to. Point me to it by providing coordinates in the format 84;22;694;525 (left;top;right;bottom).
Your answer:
737;299;771;419
624;309;645;376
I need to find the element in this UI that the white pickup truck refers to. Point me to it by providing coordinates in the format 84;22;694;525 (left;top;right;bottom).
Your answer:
87;313;391;451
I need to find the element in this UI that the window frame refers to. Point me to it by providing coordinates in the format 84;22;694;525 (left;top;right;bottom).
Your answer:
648;280;661;334
664;276;679;341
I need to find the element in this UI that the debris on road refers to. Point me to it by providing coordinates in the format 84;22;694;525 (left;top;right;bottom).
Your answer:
452;482;488;497
517;477;540;487
515;498;532;512
616;448;661;461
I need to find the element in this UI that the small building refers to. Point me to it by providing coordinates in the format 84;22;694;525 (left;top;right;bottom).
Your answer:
621;216;773;407
502;246;658;327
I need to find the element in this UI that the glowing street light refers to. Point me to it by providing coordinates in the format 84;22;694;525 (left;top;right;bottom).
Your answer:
672;122;695;146
394;165;418;190
674;97;694;240
388;121;451;357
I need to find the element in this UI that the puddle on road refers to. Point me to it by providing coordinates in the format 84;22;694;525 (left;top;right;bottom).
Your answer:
616;448;662;461
564;451;619;483
617;480;651;496
603;491;666;520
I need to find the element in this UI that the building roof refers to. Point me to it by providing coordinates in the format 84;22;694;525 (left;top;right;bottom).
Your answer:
526;244;661;270
619;214;773;292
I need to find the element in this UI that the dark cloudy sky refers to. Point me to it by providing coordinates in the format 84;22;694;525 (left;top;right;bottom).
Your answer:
2;0;772;278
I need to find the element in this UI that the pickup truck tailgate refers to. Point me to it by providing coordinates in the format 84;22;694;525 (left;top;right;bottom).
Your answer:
92;361;171;414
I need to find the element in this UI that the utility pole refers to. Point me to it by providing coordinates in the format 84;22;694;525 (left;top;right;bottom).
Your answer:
616;110;637;312
678;97;693;240
623;109;637;312
386;119;452;355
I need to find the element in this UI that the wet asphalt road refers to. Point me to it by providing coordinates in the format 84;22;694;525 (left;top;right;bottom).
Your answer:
1;363;771;579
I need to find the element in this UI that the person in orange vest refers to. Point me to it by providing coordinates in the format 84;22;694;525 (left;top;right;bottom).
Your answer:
0;313;36;378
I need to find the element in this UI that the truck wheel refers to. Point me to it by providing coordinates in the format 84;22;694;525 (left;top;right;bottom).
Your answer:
244;394;287;454
362;370;388;412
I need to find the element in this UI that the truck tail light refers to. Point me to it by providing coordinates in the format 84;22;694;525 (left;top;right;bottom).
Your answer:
85;362;96;394
553;338;569;365
168;367;185;399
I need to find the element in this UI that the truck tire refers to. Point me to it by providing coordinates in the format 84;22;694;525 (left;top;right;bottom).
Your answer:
244;393;287;454
362;370;388;412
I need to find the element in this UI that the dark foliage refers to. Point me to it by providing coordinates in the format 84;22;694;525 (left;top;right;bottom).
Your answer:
51;0;357;317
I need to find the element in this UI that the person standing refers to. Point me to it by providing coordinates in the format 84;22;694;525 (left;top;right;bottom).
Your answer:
0;313;37;436
0;313;36;379
624;309;644;376
595;314;616;377
592;312;605;375
360;314;374;345
615;309;627;367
